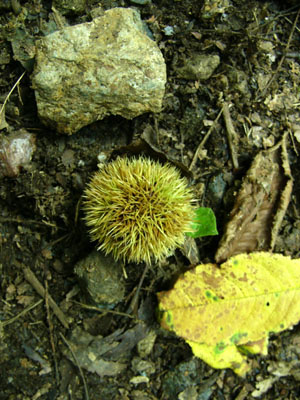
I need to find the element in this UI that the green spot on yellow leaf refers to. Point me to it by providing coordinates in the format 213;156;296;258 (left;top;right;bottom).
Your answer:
215;342;227;354
230;332;248;344
165;311;174;329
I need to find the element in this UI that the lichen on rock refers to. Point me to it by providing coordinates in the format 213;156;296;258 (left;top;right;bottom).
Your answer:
32;8;167;134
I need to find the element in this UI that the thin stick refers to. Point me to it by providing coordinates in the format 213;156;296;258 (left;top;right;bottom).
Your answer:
23;267;69;329
222;102;239;170
189;108;223;170
73;300;138;319
1;299;43;327
0;215;58;228
45;278;60;384
0;71;26;116
126;263;150;315
60;332;90;400
258;9;300;98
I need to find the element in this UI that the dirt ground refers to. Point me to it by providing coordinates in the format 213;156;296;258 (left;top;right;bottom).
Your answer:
1;0;300;399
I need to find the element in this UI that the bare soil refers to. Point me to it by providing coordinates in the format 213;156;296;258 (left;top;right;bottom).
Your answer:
1;0;300;399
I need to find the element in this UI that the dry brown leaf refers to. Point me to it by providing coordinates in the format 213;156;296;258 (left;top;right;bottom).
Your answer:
215;137;292;263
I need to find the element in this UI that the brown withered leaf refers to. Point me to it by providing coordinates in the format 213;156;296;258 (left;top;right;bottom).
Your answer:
215;136;293;263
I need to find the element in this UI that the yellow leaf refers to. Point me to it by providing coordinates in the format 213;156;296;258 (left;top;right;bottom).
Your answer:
157;252;300;376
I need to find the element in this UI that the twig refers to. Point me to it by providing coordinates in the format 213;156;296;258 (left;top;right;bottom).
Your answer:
1;299;43;327
258;8;300;98
74;197;82;226
222;102;239;170
59;332;90;400
0;215;59;228
23;267;69;329
284;15;300;34
73;300;139;320
189;108;223;170
45;278;60;384
126;263;150;315
270;131;293;249
0;71;26;117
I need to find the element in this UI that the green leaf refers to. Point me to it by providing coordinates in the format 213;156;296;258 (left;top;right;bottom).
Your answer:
186;207;218;238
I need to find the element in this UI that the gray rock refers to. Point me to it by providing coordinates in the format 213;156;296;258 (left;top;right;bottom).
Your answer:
74;250;125;306
32;8;166;134
177;54;220;81
162;359;202;398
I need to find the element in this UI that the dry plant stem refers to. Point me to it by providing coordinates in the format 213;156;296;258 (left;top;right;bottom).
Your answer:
60;332;90;400
73;300;139;320
289;127;298;156
74;197;82;225
23;267;69;329
45;278;59;385
51;6;66;29
153;116;160;145
258;8;300;98
0;215;58;228
189;108;223;170
285;15;300;34
280;131;292;177
126;263;150;315
270;131;293;249
1;299;43;327
222;102;239;170
122;263;128;279
0;71;25;117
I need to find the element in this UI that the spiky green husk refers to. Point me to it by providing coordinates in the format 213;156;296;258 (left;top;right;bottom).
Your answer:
83;157;194;264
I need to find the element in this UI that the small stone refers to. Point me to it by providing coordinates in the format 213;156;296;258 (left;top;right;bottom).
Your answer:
130;376;149;385
32;8;166;134
74;250;125;306
164;26;175;36
162;359;202;398
137;330;157;357
207;173;227;207
178;386;198;400
0;130;36;178
177;54;220;80
201;0;231;19
228;69;250;98
131;357;155;376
